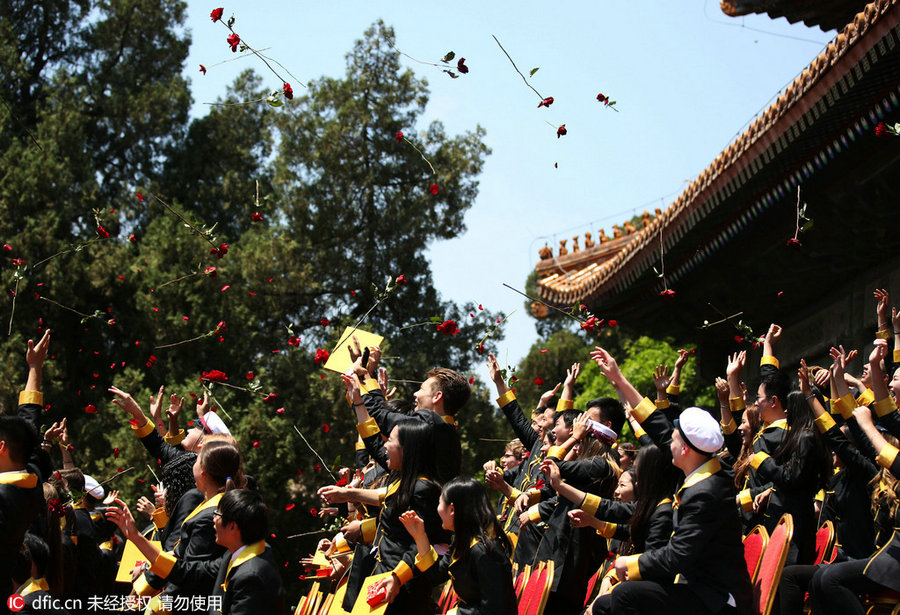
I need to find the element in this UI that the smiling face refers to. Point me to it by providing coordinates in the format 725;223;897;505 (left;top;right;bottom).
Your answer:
502;449;522;471
437;494;454;531
385;426;403;471
537;409;555;440
613;471;635;503
413;377;439;412
891;368;900;402
554;415;573;446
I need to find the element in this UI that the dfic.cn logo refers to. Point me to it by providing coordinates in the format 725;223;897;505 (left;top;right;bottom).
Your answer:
7;593;24;612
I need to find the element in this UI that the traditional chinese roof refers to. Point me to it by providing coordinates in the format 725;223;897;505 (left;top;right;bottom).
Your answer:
535;0;900;344
721;0;872;31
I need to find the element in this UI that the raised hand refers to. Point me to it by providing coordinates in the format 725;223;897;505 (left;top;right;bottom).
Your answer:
538;383;562;408
109;386;143;419
104;498;138;540
726;351;746;381
797;359;812;395
715;378;729;405
540;458;561;490
26;329;51;368
674;349;690;370
149;385;166;424
398;510;426;540
590;347;621;385
875;289;891;327
166;393;184;422
653;365;670;392
765;324;783;346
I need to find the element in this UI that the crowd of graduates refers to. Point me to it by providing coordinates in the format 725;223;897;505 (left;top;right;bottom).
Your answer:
6;289;900;614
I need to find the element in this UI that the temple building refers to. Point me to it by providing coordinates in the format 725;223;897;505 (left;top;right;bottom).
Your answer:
532;0;900;379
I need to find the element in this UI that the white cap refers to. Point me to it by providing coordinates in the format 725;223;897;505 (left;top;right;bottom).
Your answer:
674;407;724;454
200;411;231;436
83;474;105;499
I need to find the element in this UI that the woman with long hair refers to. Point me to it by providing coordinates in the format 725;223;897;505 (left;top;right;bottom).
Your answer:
319;379;449;615
108;439;246;609
376;477;517;614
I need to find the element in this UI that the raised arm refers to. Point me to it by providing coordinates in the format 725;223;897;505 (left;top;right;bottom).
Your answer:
488;353;540;450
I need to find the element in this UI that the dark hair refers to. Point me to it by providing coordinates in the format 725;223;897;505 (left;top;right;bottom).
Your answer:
0;416;39;465
199;441;246;491
161;452;198;516
773;390;832;490
218;489;268;545
426;368;471;416
58;468;85;494
557;409;582;430
441;477;512;562
386;399;414;416
40;483;65;596
734;406;762;488
387;422;437;514
629;445;681;551
586;397;626;436
760;370;790;409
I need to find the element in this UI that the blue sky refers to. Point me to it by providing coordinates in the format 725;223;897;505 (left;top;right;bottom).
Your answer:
182;1;835;376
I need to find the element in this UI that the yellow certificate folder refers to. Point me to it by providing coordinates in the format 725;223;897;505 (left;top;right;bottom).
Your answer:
116;539;161;583
324;327;384;374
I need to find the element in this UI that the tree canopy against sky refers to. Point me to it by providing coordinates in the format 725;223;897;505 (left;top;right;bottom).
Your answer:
1;2;509;573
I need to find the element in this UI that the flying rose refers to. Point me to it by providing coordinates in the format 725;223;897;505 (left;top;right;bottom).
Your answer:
557;124;567;138
436;320;459;335
538;97;554;108
283;82;293;100
210;7;224;22
227;33;240;52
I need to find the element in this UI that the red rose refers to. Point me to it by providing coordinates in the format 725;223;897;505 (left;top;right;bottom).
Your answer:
200;370;228;382
786;238;802;248
429;184;439;195
314;348;330;365
322;424;330;433
534;377;544;386
252;441;260;448
581;316;600;333
875;122;887;137
128;234;137;243
538;97;554;108
2;244;12;253
204;266;217;277
288;336;301;347
396;274;407;285
335;477;348;487
320;318;330;327
283;82;293;100
199;64;207;75
608;319;617;327
659;289;676;298
216;320;226;331
211;242;229;259
227;33;240;52
395;131;403;143
96;226;110;239
436;319;459;335
135;192;143;201
597;93;609;104
457;58;469;74
263;393;278;403
85;404;97;414
557;124;567;138
210;7;224;22
246;371;254;380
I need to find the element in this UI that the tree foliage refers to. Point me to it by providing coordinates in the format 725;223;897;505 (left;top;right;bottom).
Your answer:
2;5;507;592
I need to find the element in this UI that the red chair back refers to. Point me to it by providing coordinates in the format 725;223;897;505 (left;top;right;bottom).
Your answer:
813;520;837;565
517;560;554;615
514;564;531;600
743;525;769;584
752;514;794;615
583;565;604;607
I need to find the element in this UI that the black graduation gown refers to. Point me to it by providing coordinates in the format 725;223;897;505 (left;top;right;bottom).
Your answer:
362;385;461;484
415;538;517;615
625;457;753;615
533;454;617;603
817;416;878;559
142;494;227;603
341;477;450;614
495;393;547;563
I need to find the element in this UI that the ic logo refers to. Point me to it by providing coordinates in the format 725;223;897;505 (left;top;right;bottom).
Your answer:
7;593;24;612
